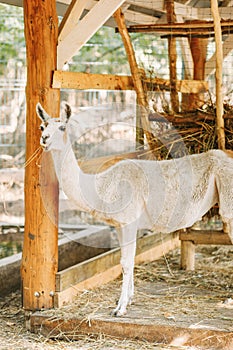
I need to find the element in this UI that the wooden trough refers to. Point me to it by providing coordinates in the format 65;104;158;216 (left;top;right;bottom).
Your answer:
28;244;233;349
0;225;113;296
54;231;179;308
29;312;233;349
26;196;233;349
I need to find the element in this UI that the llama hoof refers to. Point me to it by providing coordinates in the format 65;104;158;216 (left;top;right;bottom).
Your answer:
128;297;134;305
113;309;126;317
111;306;127;317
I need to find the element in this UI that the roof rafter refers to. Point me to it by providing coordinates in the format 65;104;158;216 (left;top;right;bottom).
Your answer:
127;19;233;36
198;6;233;20
57;0;126;69
59;0;87;42
122;9;160;25
205;34;233;78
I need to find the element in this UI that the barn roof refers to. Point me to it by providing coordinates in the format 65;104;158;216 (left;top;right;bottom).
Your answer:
1;0;233;25
1;0;232;70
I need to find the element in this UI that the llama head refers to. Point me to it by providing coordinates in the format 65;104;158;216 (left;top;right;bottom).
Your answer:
36;102;71;151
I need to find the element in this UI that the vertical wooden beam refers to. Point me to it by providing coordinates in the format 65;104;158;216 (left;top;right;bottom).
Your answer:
187;34;208;110
113;8;157;153
21;0;60;310
166;0;179;113
136;102;144;148
211;0;225;150
136;68;147;147
191;38;207;82
180;241;195;271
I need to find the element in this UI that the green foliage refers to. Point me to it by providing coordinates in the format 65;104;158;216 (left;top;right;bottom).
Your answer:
132;33;169;78
0;4;168;77
0;240;22;258
0;5;25;75
71;27;168;77
71;27;130;74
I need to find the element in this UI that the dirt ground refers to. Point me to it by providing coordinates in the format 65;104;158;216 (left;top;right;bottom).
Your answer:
1;245;233;350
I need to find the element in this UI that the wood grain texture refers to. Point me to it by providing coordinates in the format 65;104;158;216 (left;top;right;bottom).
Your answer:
22;0;60;310
52;71;208;93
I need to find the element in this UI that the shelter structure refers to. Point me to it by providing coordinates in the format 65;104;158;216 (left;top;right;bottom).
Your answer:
0;0;232;313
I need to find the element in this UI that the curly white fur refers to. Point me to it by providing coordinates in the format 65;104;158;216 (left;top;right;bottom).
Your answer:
36;102;233;316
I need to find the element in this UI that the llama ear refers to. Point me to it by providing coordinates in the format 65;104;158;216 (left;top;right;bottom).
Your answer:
36;103;50;122
61;101;72;124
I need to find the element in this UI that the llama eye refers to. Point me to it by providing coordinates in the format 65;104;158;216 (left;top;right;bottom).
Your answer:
59;125;66;132
40;125;45;131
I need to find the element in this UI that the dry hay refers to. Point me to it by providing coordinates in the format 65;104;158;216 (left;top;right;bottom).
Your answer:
1;245;233;349
32;246;233;349
1;293;162;350
44;245;233;321
144;102;233;160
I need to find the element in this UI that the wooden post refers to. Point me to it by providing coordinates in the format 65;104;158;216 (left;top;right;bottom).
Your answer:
136;99;144;147
211;0;225;150
166;0;179;113
187;34;208;110
180;241;195;271
113;8;157;153
21;0;60;310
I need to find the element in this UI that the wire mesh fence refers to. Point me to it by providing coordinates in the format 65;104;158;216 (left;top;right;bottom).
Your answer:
0;2;233;235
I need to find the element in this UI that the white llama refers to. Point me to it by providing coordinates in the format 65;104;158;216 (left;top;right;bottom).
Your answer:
36;102;233;316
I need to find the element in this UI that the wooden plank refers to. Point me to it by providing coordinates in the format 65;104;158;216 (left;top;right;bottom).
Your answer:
57;226;112;271
0;225;112;296
0;252;22;296
176;80;208;94
52;70;209;93
56;232;179;292
135;231;179;265
52;71;133;90
55;247;121;292
127;20;233;34
78;150;151;174
54;264;122;307
55;232;179;307
57;0;126;69
179;230;232;245
30;313;233;348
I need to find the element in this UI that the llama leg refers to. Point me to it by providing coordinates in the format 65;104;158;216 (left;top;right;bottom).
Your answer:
225;219;233;243
113;223;137;317
220;210;233;243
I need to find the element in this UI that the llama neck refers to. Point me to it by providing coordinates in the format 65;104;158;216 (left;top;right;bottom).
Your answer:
51;140;77;181
51;139;91;211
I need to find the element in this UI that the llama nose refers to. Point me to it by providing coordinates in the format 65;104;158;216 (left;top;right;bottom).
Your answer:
41;134;49;144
